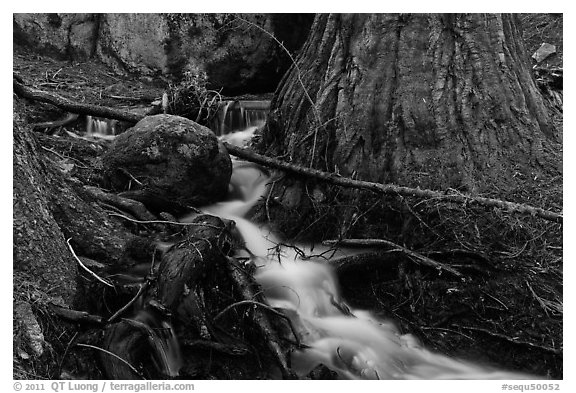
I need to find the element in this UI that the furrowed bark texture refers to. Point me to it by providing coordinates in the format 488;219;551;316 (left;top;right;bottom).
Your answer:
260;14;557;193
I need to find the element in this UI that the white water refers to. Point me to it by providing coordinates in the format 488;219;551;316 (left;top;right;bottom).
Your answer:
185;127;536;380
86;115;118;139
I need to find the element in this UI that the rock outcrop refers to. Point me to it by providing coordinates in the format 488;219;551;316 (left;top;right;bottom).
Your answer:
13;13;314;94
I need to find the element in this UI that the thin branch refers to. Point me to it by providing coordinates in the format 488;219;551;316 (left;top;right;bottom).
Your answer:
214;300;302;348
66;238;114;288
107;282;149;323
324;238;464;279
75;343;145;379
234;16;321;128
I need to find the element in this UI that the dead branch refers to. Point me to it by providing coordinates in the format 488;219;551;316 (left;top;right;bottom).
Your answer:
225;257;297;379
181;339;249;356
224;144;563;224
107;282;150;324
50;305;104;325
324;239;464;279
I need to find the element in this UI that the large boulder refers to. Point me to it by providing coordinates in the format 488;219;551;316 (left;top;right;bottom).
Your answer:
102;115;232;210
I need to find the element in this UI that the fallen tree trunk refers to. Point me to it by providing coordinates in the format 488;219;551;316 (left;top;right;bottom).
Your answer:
13;78;563;224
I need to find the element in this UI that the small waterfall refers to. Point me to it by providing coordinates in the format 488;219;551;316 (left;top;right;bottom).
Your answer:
211;100;270;136
131;310;182;377
86;115;118;138
185;126;537;380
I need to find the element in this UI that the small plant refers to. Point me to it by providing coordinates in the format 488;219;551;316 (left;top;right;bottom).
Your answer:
165;68;222;126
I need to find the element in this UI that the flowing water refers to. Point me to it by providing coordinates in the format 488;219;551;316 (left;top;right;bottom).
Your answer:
182;127;537;380
210;100;269;135
86;115;118;138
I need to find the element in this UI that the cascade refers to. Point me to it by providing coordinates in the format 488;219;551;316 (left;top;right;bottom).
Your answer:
85;115;118;138
210;100;270;135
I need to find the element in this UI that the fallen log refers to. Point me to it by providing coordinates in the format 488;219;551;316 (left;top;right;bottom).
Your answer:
13;78;563;224
14;78;142;123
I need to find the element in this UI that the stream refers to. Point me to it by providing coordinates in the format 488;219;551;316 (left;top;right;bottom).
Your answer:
88;105;534;379
179;127;533;380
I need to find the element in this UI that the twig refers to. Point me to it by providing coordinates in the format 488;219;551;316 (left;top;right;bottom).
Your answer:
480;289;509;310
214;300;302;348
234;16;321;126
107;282;149;323
324;238;464;279
66;238;114;288
108;212;220;228
420;326;474;341
40;146;89;169
525;280;562;316
75;343;145;379
57;332;78;378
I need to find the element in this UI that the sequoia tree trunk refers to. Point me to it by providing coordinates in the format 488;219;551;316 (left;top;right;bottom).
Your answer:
257;13;560;237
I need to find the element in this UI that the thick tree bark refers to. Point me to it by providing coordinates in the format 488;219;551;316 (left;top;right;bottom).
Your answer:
260;14;558;193
13;104;78;304
13;98;139;302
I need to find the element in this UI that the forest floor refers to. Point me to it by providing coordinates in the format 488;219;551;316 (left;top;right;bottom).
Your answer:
13;14;563;380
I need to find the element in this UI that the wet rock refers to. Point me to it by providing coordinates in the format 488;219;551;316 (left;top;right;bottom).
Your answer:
102;115;232;209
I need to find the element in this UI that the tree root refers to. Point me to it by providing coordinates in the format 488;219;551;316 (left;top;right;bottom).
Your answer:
83;186;163;230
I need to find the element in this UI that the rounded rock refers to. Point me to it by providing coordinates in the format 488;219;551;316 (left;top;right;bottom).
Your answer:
102;114;232;207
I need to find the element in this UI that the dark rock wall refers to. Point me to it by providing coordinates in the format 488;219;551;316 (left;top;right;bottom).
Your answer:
13;13;314;94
